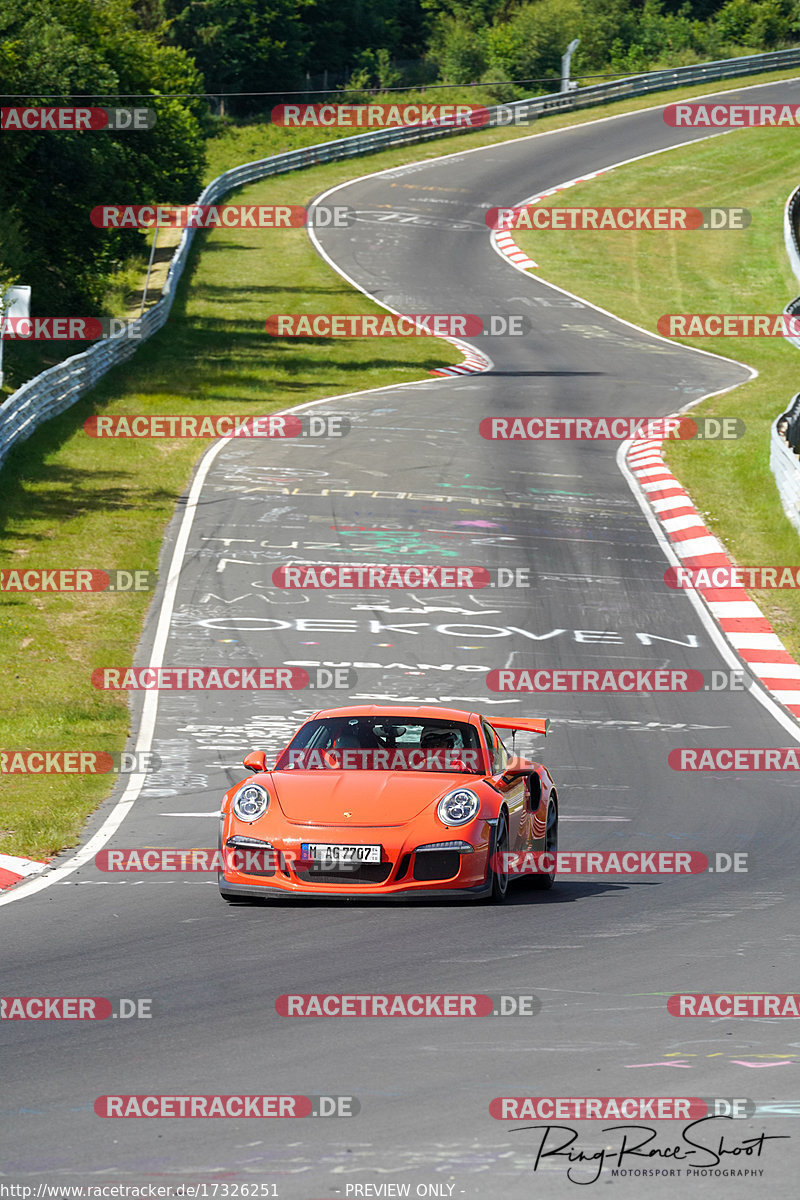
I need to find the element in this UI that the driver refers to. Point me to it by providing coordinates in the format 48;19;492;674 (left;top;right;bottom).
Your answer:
419;727;458;750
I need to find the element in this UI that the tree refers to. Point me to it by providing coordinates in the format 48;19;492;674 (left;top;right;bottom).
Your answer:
164;0;305;109
485;0;585;90
430;17;488;82
0;0;206;312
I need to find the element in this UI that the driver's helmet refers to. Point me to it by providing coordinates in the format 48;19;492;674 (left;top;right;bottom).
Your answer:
419;726;458;749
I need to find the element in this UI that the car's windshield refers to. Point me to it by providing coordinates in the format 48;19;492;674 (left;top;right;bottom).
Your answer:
275;716;485;773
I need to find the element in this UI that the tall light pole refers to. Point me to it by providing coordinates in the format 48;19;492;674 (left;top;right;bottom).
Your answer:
0;285;31;391
561;38;580;93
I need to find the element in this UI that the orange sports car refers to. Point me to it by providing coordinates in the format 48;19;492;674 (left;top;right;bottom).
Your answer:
218;704;558;903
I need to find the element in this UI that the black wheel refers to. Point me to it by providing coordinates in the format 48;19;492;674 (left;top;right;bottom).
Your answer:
529;798;558;890
488;810;510;904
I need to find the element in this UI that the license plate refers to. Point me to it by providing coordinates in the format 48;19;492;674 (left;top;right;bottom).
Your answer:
301;843;381;868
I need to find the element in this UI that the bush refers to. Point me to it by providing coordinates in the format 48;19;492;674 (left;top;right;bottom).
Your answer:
0;0;205;314
430;17;488;83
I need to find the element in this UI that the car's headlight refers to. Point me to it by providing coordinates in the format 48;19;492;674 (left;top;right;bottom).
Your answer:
232;782;270;822
437;788;480;826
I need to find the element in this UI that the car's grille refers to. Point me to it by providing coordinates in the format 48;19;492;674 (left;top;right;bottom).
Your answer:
296;863;393;886
413;850;461;882
395;852;412;880
224;844;276;877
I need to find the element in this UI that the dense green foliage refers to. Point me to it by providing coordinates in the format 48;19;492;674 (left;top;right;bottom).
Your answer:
0;0;205;312
426;0;800;89
156;0;800;101
1;0;798;331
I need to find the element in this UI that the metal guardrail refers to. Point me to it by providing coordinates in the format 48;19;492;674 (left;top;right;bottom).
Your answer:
3;45;800;472
782;182;800;354
777;391;800;449
772;393;800;531
772;184;800;534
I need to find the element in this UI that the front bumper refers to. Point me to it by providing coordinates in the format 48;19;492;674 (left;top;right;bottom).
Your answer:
219;878;493;902
218;821;494;900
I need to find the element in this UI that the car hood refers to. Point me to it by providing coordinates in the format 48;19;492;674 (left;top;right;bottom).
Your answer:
266;769;481;827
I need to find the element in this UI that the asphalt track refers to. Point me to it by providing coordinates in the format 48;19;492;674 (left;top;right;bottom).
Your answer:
3;79;800;1197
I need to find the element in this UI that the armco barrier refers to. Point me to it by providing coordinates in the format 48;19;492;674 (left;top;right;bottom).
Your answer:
777;391;800;450
783;181;800;351
772;395;800;531
774;183;800;534
3;46;800;472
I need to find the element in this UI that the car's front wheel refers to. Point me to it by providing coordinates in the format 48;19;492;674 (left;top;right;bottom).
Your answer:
487;811;510;903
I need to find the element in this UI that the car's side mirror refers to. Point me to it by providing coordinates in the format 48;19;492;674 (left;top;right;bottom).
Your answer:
243;750;267;773
492;761;533;788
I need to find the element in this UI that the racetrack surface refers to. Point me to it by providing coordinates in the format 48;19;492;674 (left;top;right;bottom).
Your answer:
3;79;800;1196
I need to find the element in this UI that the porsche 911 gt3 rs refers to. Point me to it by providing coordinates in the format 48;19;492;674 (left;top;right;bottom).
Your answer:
218;704;558;902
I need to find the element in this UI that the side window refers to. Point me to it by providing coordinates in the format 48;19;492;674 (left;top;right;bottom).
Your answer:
482;722;508;774
494;730;510;772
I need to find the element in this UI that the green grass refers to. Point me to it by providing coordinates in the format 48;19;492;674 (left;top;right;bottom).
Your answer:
3;66;800;861
512;125;800;659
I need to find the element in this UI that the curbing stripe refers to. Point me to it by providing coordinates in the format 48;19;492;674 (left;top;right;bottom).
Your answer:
626;441;800;723
429;340;492;376
0;852;48;890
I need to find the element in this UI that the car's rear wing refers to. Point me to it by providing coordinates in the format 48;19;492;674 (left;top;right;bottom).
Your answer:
490;716;549;736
